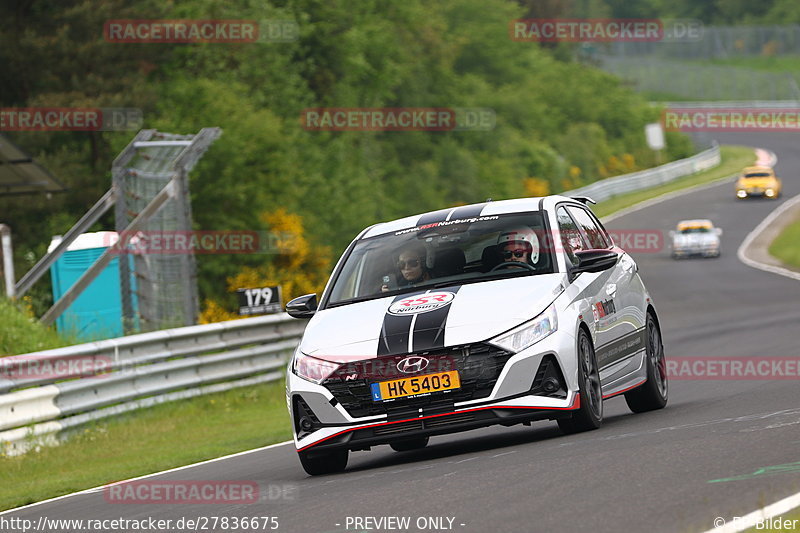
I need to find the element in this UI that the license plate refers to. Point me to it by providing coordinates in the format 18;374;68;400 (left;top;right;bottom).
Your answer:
370;371;460;401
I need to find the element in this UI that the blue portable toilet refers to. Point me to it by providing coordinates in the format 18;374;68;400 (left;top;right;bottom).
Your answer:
49;231;137;341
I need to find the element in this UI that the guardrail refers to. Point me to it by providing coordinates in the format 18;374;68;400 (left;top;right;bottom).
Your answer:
563;143;720;203
0;313;305;456
661;100;800;109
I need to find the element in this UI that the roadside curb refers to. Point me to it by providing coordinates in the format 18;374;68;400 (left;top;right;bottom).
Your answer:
737;192;800;282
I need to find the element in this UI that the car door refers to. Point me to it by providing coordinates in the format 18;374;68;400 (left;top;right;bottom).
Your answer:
555;205;620;359
567;205;646;370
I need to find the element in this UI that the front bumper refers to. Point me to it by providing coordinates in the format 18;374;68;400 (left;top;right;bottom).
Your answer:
672;245;719;257
297;396;580;453
738;188;777;198
288;330;579;452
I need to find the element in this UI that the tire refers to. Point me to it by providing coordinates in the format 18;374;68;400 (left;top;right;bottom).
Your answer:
558;328;603;434
298;448;348;476
625;312;668;413
390;436;429;452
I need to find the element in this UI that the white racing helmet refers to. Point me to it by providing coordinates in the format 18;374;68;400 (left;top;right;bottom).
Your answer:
497;226;540;264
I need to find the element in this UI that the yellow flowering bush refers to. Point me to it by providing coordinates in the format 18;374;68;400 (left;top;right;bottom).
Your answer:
199;209;332;324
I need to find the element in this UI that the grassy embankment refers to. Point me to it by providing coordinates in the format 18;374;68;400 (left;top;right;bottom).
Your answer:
768;216;800;270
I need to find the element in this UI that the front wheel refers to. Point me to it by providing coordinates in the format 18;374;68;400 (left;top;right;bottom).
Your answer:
558;328;603;434
298;448;348;476
625;312;668;413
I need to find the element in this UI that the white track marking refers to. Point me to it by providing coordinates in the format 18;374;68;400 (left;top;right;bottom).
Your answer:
701;490;800;533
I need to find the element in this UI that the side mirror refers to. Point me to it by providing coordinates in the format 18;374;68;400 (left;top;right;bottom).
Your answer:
573;249;620;274
715;228;723;236
668;230;675;238
286;293;318;319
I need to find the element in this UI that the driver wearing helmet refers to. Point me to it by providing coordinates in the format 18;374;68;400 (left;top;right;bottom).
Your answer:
497;226;540;267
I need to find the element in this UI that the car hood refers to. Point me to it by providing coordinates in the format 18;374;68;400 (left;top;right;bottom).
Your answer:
673;233;718;246
738;177;778;188
301;274;564;361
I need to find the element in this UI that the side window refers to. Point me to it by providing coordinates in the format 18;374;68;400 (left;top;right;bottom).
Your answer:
567;206;610;249
556;207;586;262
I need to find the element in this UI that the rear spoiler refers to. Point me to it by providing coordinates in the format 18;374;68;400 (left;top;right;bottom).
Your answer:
571;196;596;205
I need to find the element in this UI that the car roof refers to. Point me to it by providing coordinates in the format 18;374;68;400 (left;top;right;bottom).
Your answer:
361;195;579;238
677;219;714;230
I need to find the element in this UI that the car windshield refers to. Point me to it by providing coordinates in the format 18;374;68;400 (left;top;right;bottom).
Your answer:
326;212;555;306
744;172;771;178
680;227;711;234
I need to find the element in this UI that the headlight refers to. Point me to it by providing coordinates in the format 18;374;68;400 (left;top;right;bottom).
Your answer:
292;349;340;384
489;304;558;353
765;188;774;196
737;190;747;198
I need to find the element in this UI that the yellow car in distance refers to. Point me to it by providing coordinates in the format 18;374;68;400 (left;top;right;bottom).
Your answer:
736;166;782;199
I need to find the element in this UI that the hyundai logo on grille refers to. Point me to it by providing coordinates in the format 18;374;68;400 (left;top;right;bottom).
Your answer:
397;356;429;374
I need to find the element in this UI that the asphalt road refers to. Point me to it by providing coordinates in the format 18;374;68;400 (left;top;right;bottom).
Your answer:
5;132;800;533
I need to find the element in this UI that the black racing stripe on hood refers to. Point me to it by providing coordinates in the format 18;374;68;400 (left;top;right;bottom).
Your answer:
415;208;454;227
377;293;417;356
411;286;462;352
448;203;487;220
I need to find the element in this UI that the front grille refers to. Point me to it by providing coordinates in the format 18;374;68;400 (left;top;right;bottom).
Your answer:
322;343;514;418
374;421;424;436
425;413;475;428
367;412;476;437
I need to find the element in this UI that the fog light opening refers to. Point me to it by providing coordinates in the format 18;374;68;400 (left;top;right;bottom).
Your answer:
542;377;560;394
299;417;314;432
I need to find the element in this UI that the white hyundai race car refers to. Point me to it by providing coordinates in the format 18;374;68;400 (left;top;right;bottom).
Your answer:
286;195;668;475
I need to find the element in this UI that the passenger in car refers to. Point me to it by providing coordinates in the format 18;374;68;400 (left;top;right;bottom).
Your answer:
381;245;431;292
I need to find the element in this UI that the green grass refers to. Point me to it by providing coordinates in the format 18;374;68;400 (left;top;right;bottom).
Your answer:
768;216;800;270
0;380;291;511
593;145;756;219
0;142;760;512
0;297;73;355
